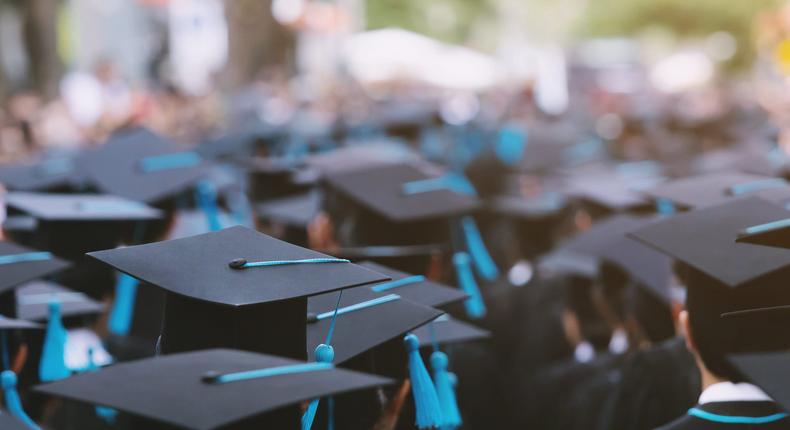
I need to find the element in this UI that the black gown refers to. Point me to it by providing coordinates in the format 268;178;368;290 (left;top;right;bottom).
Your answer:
657;401;790;430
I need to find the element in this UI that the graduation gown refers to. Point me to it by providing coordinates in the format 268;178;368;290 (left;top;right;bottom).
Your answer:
657;401;790;430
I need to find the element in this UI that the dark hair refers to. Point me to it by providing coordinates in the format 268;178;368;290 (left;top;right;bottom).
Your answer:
564;275;612;351
628;281;675;343
678;262;790;381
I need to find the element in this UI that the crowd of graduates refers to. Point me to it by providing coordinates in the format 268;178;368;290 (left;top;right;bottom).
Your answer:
1;59;790;430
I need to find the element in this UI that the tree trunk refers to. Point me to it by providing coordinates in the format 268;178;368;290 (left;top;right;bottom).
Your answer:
221;0;295;90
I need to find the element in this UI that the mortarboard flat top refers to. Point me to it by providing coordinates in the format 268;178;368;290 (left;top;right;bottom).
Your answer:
0;155;80;192
87;226;388;307
412;315;490;348
16;280;105;322
326;244;445;260
303;141;421;176
324;163;480;222
307;286;443;363
0;314;42;330
563;214;673;302
488;193;567;219
0;241;70;294
35;348;391;430
628;197;790;287
82;127;210;203
728;351;790;413
255;191;321;227
358;261;466;308
0;412;29;430
5;192;162;222
642;172;785;209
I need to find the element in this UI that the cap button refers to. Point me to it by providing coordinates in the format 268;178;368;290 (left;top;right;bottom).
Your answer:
228;258;247;270
202;370;221;384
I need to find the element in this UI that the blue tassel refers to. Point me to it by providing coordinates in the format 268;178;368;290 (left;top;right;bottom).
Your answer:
460;216;499;281
83;348;117;423
1;371;40;429
107;273;139;336
404;334;443;429
195;180;223;232
431;352;462;429
495;126;526;166
39;301;69;382
453;252;486;319
301;344;335;430
655;198;676;216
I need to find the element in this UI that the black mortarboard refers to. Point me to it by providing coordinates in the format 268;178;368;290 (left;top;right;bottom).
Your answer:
324;163;480;223
255;191;321;228
358;261;466;308
35;348;391;430
733;206;790;249
241;157;309;202
5;192;162;222
0;153;82;192
0;412;29;430
565;214;673;303
16;280;104;322
302;141;420;177
0;241;70;317
488;193;568;221
87;226;388;359
327;244;445;275
306;286;442;364
629;197;790;287
81;127;210;204
0;315;41;330
411;315;490;348
567;173;657;212
728;351;790;413
642;172;787;210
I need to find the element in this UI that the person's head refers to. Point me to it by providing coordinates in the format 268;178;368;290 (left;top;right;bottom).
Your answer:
677;262;790;382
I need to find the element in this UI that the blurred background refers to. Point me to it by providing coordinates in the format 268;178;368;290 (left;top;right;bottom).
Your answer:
1;0;789;160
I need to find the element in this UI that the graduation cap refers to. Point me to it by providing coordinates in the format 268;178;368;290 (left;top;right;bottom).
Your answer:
358;261;467;308
81;127;210;204
326;244;445;276
728;351;790;414
0;154;83;192
0;315;42;331
628;197;790;287
411;314;490;348
306;286;443;364
16;280;104;322
5;192;162;222
0;412;29;430
87;226;388;360
255;191;321;229
0;241;70;317
559;214;673;303
566;173;658;212
323;163;480;223
240;157;309;202
488;193;568;220
642;172;788;210
35;348;392;430
302;141;421;177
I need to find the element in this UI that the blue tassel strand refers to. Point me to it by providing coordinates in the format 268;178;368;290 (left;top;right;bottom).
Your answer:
2;371;40;429
301;344;335;430
107;273;139;336
404;334;443;429
39;301;70;382
195;180;223;232
461;216;499;281
431;351;462;429
453;252;486;319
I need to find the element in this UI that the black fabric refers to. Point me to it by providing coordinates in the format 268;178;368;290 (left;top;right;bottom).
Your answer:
35;349;391;430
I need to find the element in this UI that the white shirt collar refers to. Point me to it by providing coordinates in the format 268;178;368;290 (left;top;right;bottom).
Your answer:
698;382;773;405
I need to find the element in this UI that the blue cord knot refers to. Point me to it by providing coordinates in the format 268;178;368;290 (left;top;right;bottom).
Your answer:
430;351;449;370
315;344;334;363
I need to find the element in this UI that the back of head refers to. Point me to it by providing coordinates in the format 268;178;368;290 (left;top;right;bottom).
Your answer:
678;262;790;381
